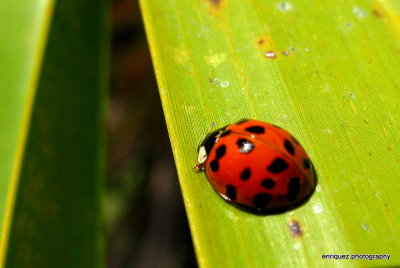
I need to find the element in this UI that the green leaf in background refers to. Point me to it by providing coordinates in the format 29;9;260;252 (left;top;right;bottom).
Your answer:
0;0;108;267
140;0;400;267
0;0;54;264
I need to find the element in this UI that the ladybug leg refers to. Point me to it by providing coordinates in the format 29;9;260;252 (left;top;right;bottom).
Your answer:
193;163;205;172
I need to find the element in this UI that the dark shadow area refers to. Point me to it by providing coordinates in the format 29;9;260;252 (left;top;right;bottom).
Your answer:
107;1;197;267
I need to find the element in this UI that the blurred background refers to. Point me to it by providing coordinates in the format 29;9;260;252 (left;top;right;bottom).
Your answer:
107;0;197;267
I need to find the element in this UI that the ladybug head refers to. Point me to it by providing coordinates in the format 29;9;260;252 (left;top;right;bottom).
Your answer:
197;125;227;164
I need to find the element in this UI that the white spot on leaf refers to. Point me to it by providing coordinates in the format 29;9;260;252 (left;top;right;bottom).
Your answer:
293;242;302;250
205;53;227;68
313;203;323;214
361;223;370;232
220;80;230;87
353;6;367;18
264;51;276;58
277;2;293;11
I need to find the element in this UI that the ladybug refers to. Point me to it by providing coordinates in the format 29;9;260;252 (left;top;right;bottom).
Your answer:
195;119;317;214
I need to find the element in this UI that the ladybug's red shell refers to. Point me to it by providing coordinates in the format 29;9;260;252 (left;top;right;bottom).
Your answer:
197;119;317;214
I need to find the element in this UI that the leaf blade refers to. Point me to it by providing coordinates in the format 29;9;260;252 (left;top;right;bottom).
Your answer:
140;0;400;267
0;0;55;263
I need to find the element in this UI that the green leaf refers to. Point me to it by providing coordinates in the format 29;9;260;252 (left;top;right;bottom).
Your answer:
0;0;108;267
140;0;400;267
0;0;54;263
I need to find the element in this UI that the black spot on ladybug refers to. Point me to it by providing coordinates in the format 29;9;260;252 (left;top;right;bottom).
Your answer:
267;158;288;173
288;177;300;202
288;220;303;238
210;160;219;172
237;139;254;153
236;119;248;125
240;168;251;181
226;184;237;201
215;145;226;159
220;130;231;137
245;126;265;134
303;158;310;170
261;179;276;189
284;139;295;155
291;135;300;145
253;193;272;208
